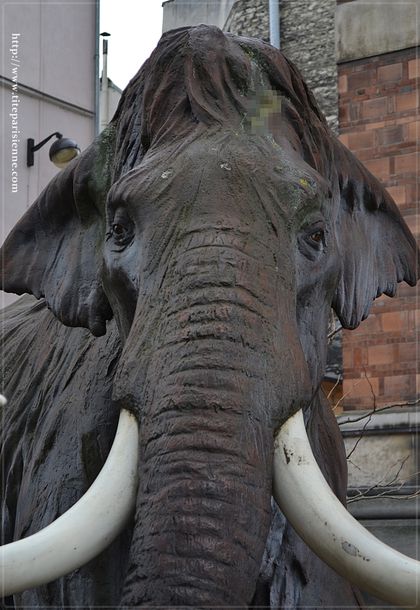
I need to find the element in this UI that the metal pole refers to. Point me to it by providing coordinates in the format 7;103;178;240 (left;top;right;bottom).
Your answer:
102;38;109;132
269;0;280;49
94;0;100;135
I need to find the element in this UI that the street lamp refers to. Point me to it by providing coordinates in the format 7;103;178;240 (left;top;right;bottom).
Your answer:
27;132;81;169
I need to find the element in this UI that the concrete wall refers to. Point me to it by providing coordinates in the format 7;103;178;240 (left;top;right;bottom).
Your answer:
100;79;122;131
0;0;97;308
162;0;235;32
350;495;418;607
339;409;419;488
337;0;420;63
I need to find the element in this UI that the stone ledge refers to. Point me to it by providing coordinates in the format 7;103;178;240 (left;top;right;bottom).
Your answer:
354;516;419;607
338;408;419;488
336;0;420;63
162;0;236;32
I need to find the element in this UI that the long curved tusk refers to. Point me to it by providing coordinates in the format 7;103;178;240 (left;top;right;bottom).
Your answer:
0;409;138;597
273;409;420;608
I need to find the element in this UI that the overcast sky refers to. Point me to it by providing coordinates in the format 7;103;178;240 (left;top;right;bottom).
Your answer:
100;0;164;90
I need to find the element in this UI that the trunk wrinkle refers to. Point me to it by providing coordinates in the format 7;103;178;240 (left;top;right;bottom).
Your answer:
181;242;276;267
164;295;267;320
153;331;262;352
176;279;273;307
117;237;312;606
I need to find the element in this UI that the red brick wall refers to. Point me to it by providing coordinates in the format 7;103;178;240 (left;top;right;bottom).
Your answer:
338;48;419;410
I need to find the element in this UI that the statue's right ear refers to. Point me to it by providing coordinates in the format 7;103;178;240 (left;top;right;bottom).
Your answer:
0;143;112;336
332;140;419;330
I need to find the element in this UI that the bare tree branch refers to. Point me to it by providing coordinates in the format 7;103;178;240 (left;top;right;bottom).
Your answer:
332;379;363;411
326;375;342;400
339;398;420;426
327;325;342;341
345;367;377;460
348;489;420;504
347;464;419;503
351;456;411;492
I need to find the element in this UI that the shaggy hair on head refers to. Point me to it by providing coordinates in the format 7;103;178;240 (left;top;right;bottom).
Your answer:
105;24;418;326
110;25;331;180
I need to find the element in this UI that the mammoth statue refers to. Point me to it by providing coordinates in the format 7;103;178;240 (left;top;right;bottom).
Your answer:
1;26;419;609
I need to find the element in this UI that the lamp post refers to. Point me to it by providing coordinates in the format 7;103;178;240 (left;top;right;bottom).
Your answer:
100;32;111;132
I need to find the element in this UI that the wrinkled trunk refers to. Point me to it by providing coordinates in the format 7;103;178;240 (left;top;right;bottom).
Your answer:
114;232;311;607
122;385;273;607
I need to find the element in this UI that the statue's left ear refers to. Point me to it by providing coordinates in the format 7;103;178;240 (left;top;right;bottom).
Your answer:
332;142;419;330
0;142;113;336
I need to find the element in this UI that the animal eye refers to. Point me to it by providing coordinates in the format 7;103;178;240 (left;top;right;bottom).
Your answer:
112;223;125;236
106;214;134;251
309;230;324;244
298;223;326;260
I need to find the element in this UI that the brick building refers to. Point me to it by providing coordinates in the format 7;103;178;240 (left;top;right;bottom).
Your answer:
338;44;419;411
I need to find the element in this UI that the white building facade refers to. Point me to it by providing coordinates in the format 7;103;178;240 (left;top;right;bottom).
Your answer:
0;0;99;307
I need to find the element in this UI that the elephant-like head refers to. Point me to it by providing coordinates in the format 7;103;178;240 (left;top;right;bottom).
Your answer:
1;26;419;607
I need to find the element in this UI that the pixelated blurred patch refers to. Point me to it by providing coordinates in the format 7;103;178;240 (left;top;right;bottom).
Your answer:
245;89;282;135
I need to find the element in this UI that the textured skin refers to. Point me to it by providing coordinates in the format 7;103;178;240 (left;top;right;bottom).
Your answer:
1;296;360;608
1;25;419;608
